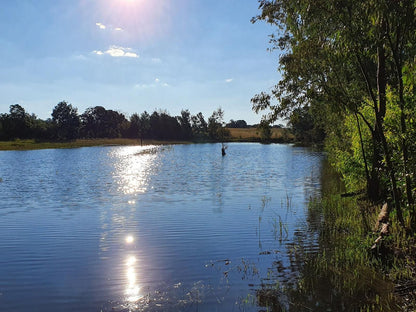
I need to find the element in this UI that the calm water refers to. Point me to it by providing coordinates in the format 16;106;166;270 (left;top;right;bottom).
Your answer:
0;143;324;311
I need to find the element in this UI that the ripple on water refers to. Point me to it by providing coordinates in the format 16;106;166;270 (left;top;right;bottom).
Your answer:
0;143;325;311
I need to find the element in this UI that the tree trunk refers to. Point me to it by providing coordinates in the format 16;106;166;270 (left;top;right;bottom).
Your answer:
355;112;371;196
376;40;405;226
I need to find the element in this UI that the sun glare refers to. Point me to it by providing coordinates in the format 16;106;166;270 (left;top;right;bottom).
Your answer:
95;0;173;43
125;235;134;244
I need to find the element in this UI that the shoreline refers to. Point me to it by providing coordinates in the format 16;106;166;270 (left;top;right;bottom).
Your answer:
0;137;298;151
0;138;191;151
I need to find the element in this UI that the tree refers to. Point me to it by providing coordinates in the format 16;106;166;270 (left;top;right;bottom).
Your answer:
257;120;272;143
226;119;248;128
288;106;325;144
80;106;127;138
177;110;193;140
129;111;150;144
191;112;208;139
252;0;416;227
3;104;32;139
148;110;182;140
208;108;230;141
52;101;80;141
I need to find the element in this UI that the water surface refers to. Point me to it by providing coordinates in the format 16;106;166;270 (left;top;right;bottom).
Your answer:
0;143;324;311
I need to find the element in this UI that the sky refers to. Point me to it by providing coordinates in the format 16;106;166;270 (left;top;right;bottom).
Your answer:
0;0;281;125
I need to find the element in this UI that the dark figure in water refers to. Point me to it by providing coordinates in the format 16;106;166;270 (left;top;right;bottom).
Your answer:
221;143;227;156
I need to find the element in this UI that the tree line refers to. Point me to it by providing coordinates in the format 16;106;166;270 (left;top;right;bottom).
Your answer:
0;102;240;143
252;0;416;230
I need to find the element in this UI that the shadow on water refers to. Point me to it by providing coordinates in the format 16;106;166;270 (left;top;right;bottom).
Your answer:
249;160;401;312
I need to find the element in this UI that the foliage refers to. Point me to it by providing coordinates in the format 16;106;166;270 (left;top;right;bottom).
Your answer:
51;101;80;141
256;120;272;143
128;111;150;143
0;104;47;140
288;106;325;144
226;119;248;128
80;106;128;139
252;0;416;230
191;112;208;140
207;108;230;141
1;103;237;144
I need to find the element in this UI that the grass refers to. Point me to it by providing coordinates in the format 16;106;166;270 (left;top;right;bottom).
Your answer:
275;196;405;311
0;138;190;151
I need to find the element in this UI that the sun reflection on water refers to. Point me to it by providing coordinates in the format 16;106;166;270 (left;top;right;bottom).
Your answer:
111;146;160;196
101;146;167;306
125;235;134;244
125;255;141;302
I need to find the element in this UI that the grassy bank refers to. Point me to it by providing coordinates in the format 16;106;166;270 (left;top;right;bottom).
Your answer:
257;195;413;311
276;195;416;311
254;163;416;311
0;138;191;151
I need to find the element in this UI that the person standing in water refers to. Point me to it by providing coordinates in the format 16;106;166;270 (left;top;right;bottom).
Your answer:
221;143;227;156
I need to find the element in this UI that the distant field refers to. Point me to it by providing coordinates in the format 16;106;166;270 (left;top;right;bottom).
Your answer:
227;127;294;142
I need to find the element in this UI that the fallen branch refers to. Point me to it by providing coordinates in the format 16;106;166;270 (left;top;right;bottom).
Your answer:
371;203;390;250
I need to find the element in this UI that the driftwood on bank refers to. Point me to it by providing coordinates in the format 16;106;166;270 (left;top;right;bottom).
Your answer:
371;203;390;250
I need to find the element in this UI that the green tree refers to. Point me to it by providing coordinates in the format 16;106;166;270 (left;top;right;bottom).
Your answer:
191;112;208;139
226;119;248;128
257;120;272;143
52;101;80;141
252;0;416;227
208;108;230;141
148;110;181;140
177;109;192;140
129;111;150;144
1;104;32;140
80;106;127;138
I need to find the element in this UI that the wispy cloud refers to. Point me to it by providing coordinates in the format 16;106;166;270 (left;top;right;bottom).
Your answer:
225;78;233;83
96;22;106;30
134;78;170;89
96;22;123;32
93;46;139;58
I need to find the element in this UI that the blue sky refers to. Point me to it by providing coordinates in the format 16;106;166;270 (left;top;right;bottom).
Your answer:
0;0;280;125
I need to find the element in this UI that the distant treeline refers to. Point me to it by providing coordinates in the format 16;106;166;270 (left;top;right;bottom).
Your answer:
0;102;254;142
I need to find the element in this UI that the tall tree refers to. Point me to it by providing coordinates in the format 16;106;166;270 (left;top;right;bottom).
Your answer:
191;112;208;139
1;104;32;139
80;106;127;138
51;101;80;141
208;108;229;141
177;110;193;140
129;111;150;144
252;0;416;226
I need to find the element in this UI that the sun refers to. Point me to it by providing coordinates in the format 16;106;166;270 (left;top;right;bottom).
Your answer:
96;0;173;43
122;0;142;4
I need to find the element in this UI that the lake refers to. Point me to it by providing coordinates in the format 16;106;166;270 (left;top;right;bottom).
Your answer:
0;143;325;311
